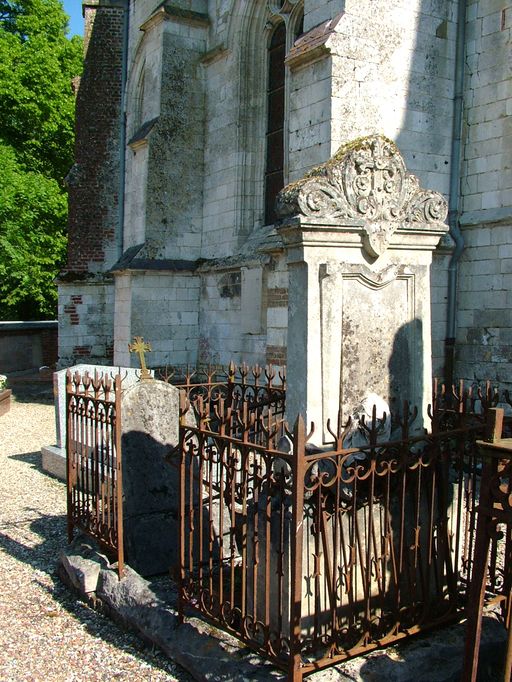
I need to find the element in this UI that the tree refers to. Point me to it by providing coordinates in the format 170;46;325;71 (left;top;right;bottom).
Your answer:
0;0;82;320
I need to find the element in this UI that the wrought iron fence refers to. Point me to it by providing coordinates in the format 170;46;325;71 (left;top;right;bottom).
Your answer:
461;407;512;681
160;362;286;443
63;363;512;679
177;379;511;681
66;369;124;576
65;363;285;580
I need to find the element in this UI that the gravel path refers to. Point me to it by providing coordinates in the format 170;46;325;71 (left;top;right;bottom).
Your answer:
0;390;192;682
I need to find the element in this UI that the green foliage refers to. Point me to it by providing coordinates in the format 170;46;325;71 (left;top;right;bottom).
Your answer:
0;0;82;320
0;144;67;319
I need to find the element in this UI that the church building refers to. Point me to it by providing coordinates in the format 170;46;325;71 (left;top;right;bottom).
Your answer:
60;0;512;403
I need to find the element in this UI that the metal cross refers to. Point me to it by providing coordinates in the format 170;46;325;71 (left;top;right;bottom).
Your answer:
128;336;152;381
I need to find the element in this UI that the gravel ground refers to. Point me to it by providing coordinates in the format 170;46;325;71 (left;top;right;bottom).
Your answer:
0;384;192;682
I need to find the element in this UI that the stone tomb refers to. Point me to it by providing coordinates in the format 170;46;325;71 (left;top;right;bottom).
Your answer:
277;135;449;437
43;364;180;575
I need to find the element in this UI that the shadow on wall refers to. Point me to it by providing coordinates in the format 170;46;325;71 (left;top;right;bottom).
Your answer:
388;318;424;420
393;0;456;382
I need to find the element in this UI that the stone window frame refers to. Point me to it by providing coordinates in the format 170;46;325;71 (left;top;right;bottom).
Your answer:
265;3;304;220
123;38;154;250
234;0;304;237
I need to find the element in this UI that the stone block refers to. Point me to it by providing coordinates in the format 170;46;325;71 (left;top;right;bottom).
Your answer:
41;444;66;481
121;379;181;576
60;535;109;594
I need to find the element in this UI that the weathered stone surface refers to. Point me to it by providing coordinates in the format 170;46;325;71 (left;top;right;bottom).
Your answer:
123;511;179;577
60;536;109;594
277;136;448;258
121;379;180;576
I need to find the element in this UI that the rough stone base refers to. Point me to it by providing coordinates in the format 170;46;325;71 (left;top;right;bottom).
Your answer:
59;535;508;681
41;444;66;480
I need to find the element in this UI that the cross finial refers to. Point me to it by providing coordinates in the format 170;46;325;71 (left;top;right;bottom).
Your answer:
128;336;153;381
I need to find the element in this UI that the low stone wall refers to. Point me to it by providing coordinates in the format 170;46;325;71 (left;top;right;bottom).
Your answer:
0;321;58;373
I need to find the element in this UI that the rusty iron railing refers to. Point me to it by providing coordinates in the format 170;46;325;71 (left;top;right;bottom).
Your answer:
66;369;124;577
160;362;285;409
462;408;512;682
177;379;512;681
65;363;285;580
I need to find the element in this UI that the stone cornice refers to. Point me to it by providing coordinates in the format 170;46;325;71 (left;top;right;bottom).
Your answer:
200;44;230;65
141;3;210;31
82;0;127;11
278;217;450;254
285;13;343;70
127;117;158;150
460;207;512;228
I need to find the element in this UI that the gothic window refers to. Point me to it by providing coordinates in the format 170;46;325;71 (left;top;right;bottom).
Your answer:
263;6;304;226
265;23;286;225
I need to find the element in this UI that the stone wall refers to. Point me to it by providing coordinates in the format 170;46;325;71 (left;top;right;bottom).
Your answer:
58;281;114;368
197;267;267;367
113;271;201;367
456;0;512;386
431;252;451;378
123;4;207;260
456;226;512;385
0;322;58;373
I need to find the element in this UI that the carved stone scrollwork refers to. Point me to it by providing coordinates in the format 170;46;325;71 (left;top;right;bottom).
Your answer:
276;135;449;257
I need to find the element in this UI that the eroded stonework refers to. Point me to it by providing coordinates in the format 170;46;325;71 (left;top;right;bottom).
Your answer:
277;135;448;257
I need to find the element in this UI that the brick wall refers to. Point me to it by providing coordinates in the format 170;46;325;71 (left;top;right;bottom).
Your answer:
66;1;125;274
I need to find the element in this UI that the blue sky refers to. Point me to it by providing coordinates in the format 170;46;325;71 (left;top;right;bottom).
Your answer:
62;0;84;37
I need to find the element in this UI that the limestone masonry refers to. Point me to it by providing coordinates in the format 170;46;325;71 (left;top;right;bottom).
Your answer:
60;0;512;397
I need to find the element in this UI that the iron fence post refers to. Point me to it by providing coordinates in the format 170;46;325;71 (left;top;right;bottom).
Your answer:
462;408;506;682
289;415;306;682
115;374;124;579
66;370;74;544
178;390;188;625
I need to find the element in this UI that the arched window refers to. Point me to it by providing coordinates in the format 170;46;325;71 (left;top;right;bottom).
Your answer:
264;23;286;225
264;7;304;225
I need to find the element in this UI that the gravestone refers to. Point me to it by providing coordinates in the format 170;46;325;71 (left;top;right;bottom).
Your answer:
121;379;181;576
41;364;151;480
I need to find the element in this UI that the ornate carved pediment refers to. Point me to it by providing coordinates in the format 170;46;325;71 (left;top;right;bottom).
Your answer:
276;135;448;257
